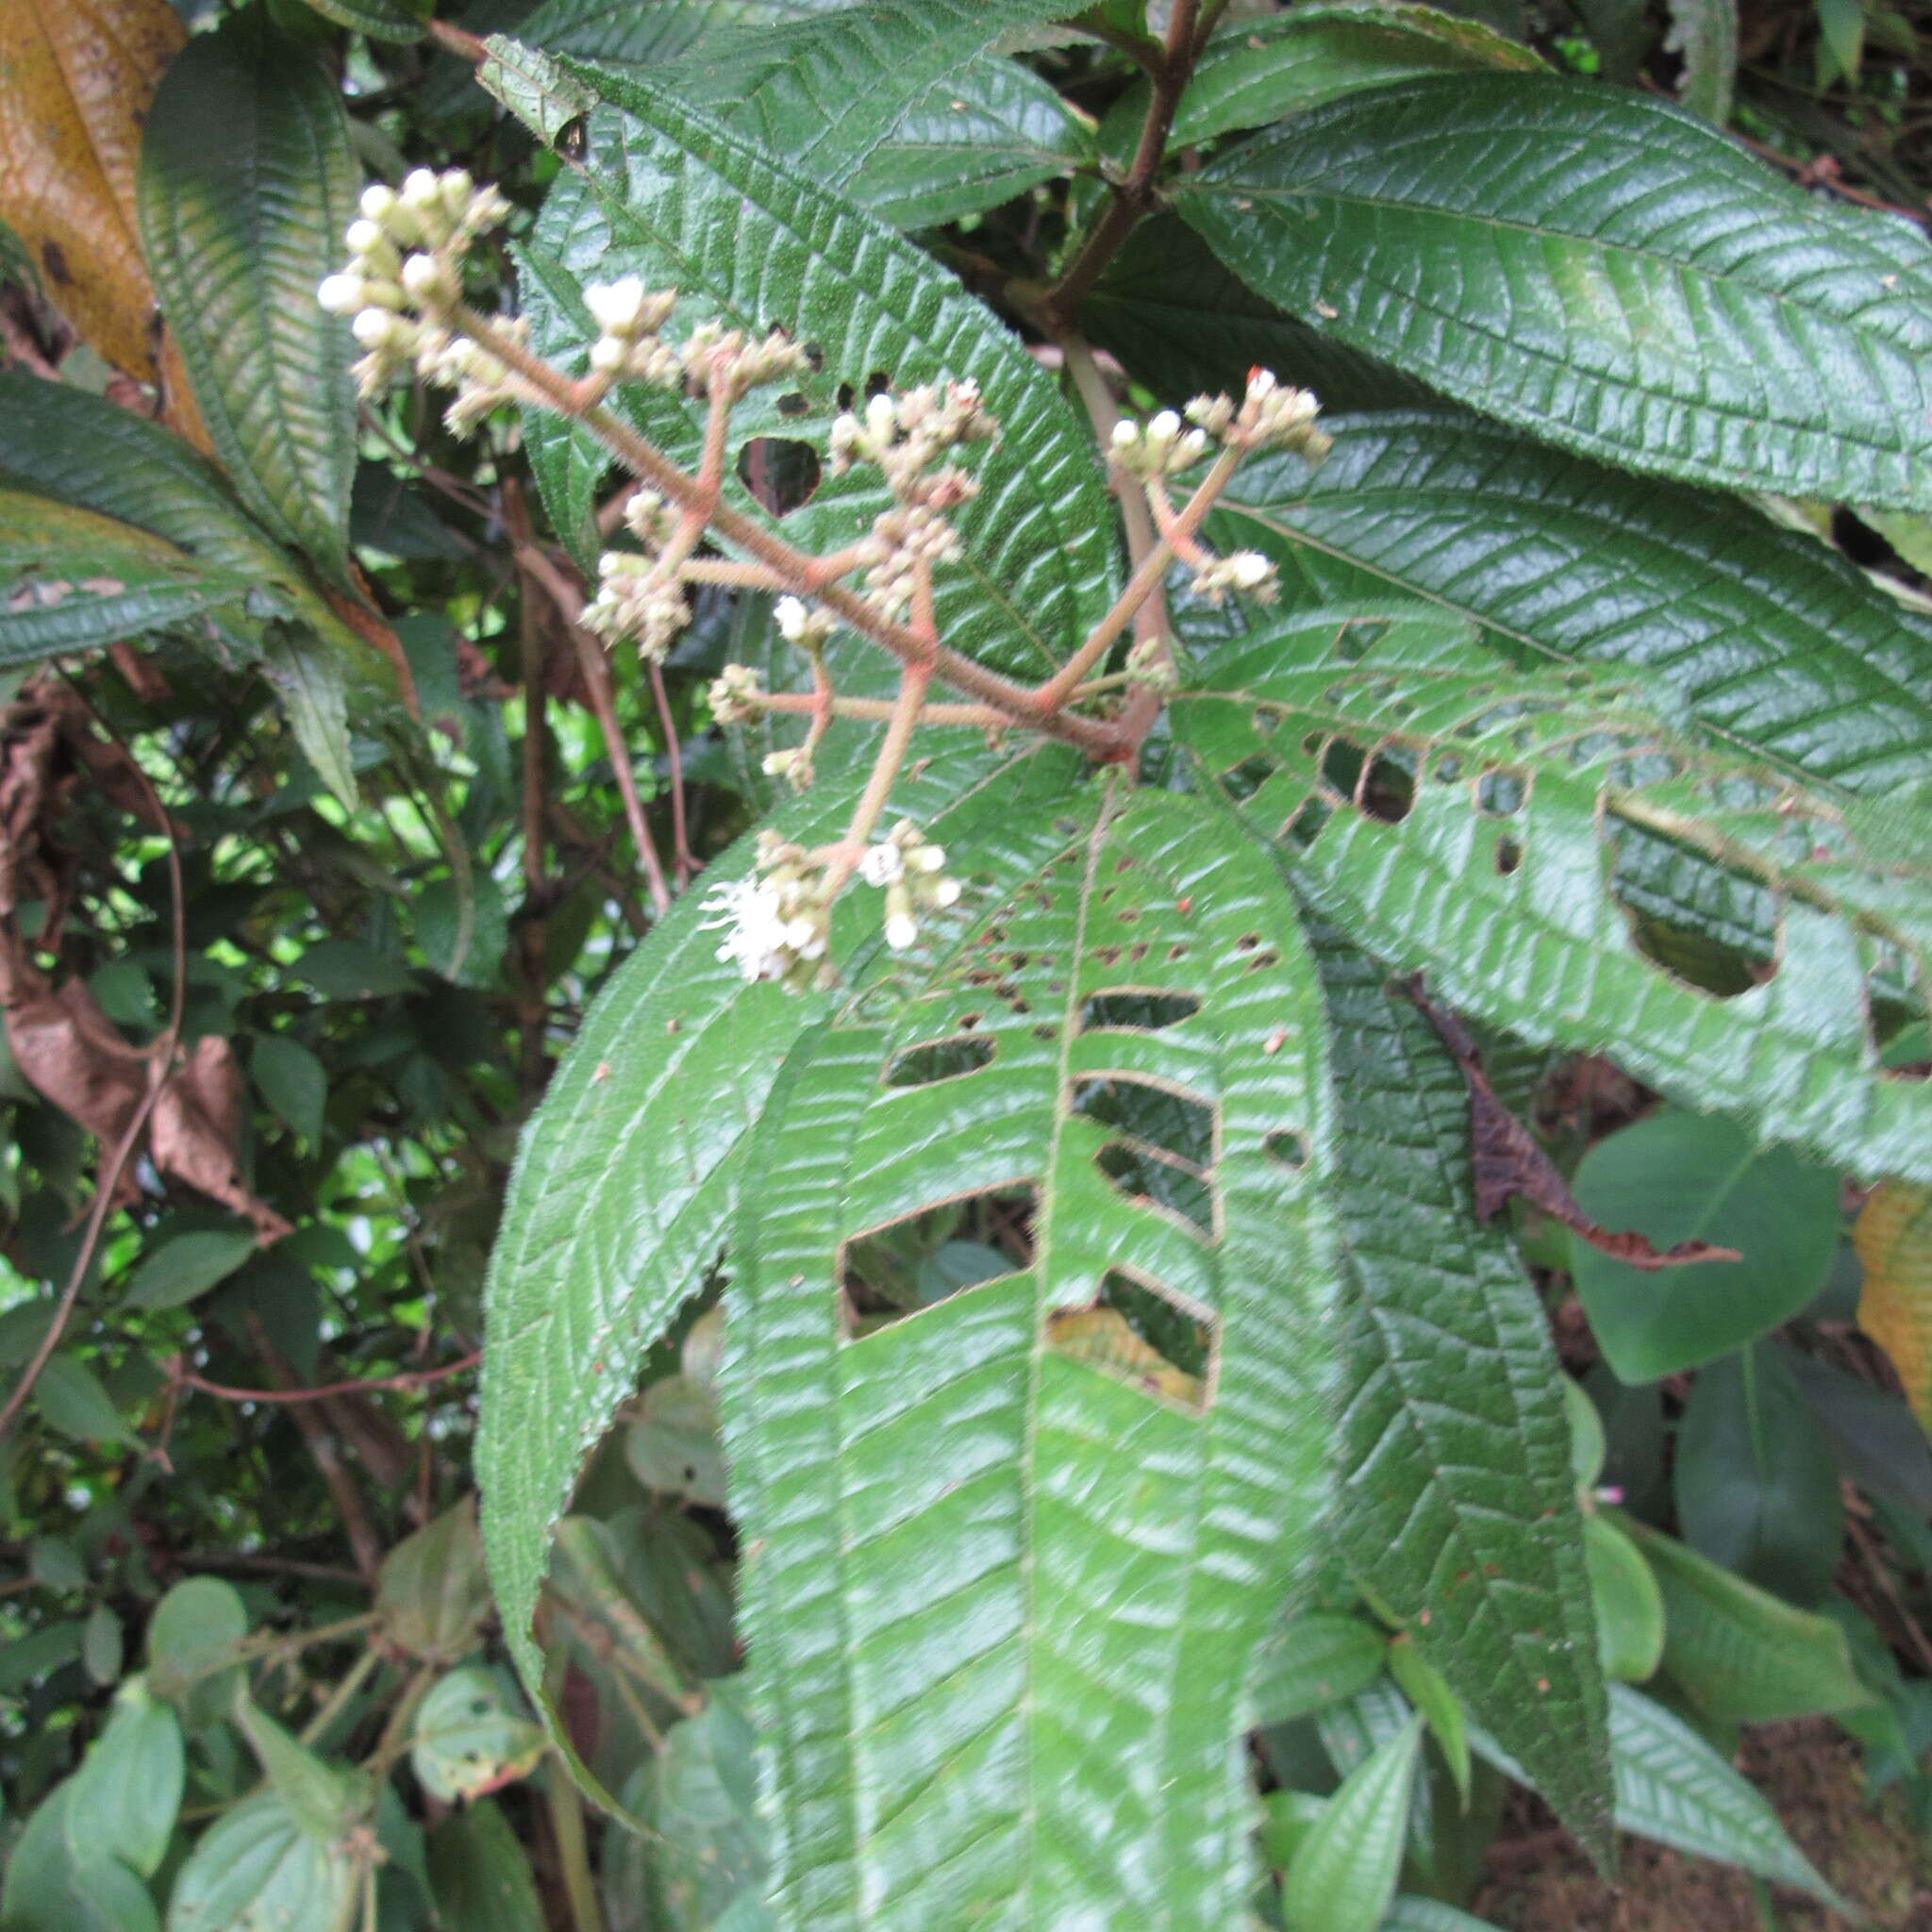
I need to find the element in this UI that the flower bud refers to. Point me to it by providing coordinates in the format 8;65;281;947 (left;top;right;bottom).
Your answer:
317;273;364;315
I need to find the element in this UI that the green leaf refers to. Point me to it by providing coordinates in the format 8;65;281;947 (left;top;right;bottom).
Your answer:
1604;1685;1849;1907
1387;1638;1470;1807
261;625;358;809
1176;608;1932;1185
1674;1344;1844;1602
1630;1522;1875;1725
147;1577;248;1734
234;1696;369;1840
164;1793;357;1932
376;1497;491;1664
478;740;1072;1757
1784;1342;1932;1514
488;34;1119;673
1250;1613;1389;1727
291;938;416;1000
425;1798;543;1932
1311;927;1612;1859
1178;76;1932;509
1569;1113;1841;1380
1382;1901;1505;1932
1582;1514;1665;1684
0;490;254;663
137;10;359;581
251;1035;327;1147
1258;1790;1329;1874
83;1603;125;1686
1564;1377;1607;1489
125;1229;258;1312
2;1782;158;1932
609;1688;769;1932
546;1515;692;1701
34;1355;138;1448
290;0;430;41
726;781;1340;1924
409;1668;547;1804
1165;3;1544;148
1208;412;1932;797
1282;1715;1424;1932
625;1374;726;1506
68;1687;185;1882
1664;0;1738;121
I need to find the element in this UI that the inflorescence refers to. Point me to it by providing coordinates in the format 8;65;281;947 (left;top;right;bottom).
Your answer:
320;174;1326;990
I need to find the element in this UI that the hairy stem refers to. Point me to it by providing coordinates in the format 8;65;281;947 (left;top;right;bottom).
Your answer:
760;691;1006;727
821;662;934;896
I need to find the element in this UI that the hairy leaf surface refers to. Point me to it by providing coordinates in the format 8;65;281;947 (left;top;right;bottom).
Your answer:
1177;76;1932;508
1206;412;1932;796
726;782;1338;1926
1176;608;1932;1181
1314;930;1612;1858
138;11;360;580
489;38;1118;675
478;741;1080;1740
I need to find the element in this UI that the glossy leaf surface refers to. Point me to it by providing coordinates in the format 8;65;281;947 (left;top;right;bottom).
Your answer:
1178;76;1932;508
1176;609;1932;1184
478;742;1076;1731
489;37;1118;672
1315;930;1610;1857
1208;412;1932;796
1281;1715;1423;1932
138;11;359;579
726;782;1339;1926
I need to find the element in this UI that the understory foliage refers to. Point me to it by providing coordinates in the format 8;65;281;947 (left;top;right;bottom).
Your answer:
1;1;1931;1929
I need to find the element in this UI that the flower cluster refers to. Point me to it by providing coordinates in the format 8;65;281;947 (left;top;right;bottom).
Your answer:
761;746;814;792
1110;408;1210;480
1190;549;1278;607
774;594;836;652
317;169;512;413
580;551;691;660
1185;367;1331;460
584;276;681;384
829;382;998;621
707;663;766;725
858;820;962;951
703;833;835;990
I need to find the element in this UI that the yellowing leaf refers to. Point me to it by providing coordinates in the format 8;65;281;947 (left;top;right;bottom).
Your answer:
1045;1304;1206;1409
0;0;204;439
1856;1179;1932;1434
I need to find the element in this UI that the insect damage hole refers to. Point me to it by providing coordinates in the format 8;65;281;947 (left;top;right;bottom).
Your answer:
1046;1269;1218;1413
837;1183;1038;1339
1078;990;1201;1034
737;437;822;518
1265;1130;1308;1171
884;1033;996;1088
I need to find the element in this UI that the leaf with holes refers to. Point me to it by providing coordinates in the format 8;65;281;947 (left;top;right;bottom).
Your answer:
1203;412;1932;798
477;739;1080;1771
138;9;360;581
409;1669;546;1805
1311;928;1611;1861
483;35;1118;675
1174;608;1932;1183
1176;76;1932;508
725;779;1339;1925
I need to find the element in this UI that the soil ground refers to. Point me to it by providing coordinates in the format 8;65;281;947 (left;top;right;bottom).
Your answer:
1472;1722;1932;1930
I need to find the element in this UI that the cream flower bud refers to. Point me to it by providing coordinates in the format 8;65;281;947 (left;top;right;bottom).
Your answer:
345;218;386;258
1148;409;1181;443
584;275;646;335
1111;420;1139;449
359;184;397;223
317;273;365;315
401;168;441;208
400;253;443;298
588;337;626;374
858;841;904;888
1229;551;1273;588
352;307;401;348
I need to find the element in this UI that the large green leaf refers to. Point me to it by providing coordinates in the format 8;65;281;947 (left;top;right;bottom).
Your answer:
425;1798;544;1932
486;37;1118;675
1206;412;1932;796
163;1794;356;1932
1;1781;158;1932
1174;608;1932;1183
1313;930;1611;1859
138;10;359;581
0;490;254;662
478;740;1076;1744
725;781;1339;1924
66;1690;184;1881
1162;3;1544;149
1177;76;1932;509
1282;1715;1423;1932
508;0;867;72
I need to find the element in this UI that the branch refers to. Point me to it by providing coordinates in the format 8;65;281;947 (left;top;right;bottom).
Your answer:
1042;0;1203;329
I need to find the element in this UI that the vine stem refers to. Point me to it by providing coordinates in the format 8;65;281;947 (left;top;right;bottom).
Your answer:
451;306;1123;758
174;1351;480;1407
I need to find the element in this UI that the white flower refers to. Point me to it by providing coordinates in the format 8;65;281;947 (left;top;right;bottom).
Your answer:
584;275;646;336
317;273;365;315
1190;549;1279;606
885;907;919;951
858;841;904;887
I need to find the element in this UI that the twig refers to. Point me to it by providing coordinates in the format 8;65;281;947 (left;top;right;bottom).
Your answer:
758;691;1005;727
648;660;694;885
174;1351;480;1407
515;542;673;914
544;1767;610;1932
426;18;488;62
1043;0;1203;328
506;481;555;1089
